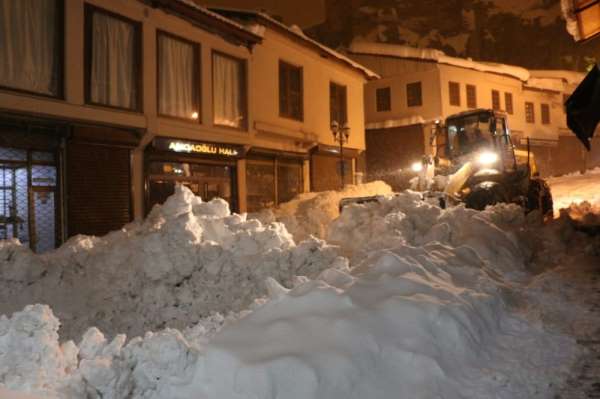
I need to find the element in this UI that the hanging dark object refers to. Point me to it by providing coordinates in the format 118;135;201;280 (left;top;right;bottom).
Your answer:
565;64;600;150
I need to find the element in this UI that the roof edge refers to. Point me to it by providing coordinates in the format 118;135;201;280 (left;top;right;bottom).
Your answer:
141;0;262;48
209;7;380;80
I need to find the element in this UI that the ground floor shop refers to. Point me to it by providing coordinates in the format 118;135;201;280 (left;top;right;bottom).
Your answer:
0;115;139;253
310;145;359;192
144;137;244;213
0;119;363;251
522;136;600;177
143;137;309;214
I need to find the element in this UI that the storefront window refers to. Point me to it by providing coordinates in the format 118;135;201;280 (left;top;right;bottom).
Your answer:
277;162;303;204
246;160;275;212
148;161;233;210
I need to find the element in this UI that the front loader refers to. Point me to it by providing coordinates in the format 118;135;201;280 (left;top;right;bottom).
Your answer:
340;109;553;216
432;109;553;216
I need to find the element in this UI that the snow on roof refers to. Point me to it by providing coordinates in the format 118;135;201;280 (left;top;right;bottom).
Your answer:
366;115;440;130
349;40;531;82
210;8;380;80
524;78;566;92
529;70;585;86
561;0;582;41
170;0;263;42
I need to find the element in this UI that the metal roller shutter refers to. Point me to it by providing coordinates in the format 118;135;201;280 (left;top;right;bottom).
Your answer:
67;142;131;237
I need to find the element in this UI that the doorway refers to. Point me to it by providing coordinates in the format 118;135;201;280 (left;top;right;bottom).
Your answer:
147;161;235;211
0;147;58;253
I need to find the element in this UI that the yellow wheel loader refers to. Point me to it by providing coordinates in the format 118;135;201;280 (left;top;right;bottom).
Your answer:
433;109;553;215
340;109;553;216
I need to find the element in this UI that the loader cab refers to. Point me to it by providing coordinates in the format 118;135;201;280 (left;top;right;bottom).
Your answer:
443;109;516;170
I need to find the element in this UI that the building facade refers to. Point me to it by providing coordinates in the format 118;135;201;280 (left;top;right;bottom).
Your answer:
348;41;598;183
0;0;376;252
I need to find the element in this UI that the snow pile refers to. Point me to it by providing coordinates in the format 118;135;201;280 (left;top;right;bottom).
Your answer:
256;181;393;242
1;245;578;399
0;186;346;340
328;193;528;278
0;187;581;399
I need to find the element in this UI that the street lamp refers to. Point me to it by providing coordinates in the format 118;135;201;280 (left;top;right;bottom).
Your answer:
331;120;350;189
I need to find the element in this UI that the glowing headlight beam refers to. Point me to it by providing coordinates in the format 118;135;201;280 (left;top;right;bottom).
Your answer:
477;151;499;165
411;161;423;172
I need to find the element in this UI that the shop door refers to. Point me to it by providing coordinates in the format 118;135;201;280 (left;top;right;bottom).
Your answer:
148;162;234;210
0;147;58;253
67;142;132;237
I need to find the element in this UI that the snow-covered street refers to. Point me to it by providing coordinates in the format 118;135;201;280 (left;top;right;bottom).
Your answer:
548;168;600;215
1;176;599;399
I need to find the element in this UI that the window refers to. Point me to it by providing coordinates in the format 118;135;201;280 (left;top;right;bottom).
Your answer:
376;87;391;112
449;81;460;106
407;82;422;107
330;82;348;124
541;103;551;124
525;102;535;123
213;52;247;129
505;92;514;115
279;61;303;120
0;0;62;97
466;84;477;108
157;32;200;120
491;90;501;111
86;6;141;110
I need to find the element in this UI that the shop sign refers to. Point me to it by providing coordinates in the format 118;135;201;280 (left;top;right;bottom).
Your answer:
154;138;243;157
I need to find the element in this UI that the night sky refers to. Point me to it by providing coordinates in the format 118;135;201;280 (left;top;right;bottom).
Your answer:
202;0;325;27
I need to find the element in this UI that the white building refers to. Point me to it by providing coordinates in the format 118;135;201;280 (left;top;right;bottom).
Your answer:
347;41;595;179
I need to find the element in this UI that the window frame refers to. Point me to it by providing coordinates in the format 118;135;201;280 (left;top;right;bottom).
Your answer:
0;0;65;99
84;4;143;112
525;102;535;124
376;87;392;112
330;81;348;125
448;81;461;106
505;92;514;115
466;84;477;108
278;60;304;121
541;103;551;125
211;50;249;131
491;89;501;111
156;30;201;122
406;82;423;107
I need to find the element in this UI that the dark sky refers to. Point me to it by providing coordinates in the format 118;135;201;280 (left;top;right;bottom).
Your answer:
202;0;325;27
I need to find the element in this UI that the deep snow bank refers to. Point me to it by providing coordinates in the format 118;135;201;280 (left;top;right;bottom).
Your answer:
0;186;346;339
255;181;392;242
1;192;581;399
1;242;577;399
328;192;529;279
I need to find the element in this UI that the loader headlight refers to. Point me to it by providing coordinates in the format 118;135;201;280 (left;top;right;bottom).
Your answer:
477;151;499;166
411;161;423;172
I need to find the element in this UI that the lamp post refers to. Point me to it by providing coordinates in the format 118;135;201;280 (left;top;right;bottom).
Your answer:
331;120;350;190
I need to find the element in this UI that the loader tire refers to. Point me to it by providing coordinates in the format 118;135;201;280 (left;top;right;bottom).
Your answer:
527;179;553;217
464;182;508;211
